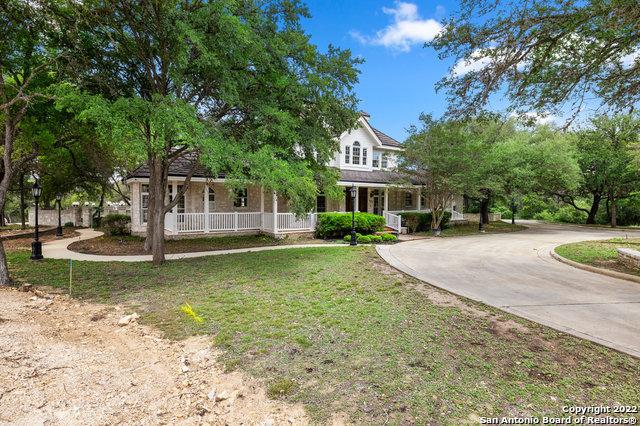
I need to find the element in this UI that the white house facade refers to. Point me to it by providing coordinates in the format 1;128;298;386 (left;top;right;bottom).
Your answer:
125;113;464;237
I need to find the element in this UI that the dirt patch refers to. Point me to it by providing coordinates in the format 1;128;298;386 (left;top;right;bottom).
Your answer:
67;234;331;256
2;228;80;251
0;286;309;425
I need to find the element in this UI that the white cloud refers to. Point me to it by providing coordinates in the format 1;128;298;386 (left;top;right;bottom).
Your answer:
451;50;492;76
620;49;640;69
351;2;443;52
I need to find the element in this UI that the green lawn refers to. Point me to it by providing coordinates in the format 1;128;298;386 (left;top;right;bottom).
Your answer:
7;247;639;424
555;238;640;276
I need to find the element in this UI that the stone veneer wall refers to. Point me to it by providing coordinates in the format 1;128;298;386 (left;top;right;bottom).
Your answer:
617;248;640;270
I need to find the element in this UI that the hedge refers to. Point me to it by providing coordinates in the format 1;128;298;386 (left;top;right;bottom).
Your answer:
101;213;131;236
316;212;386;238
400;211;452;234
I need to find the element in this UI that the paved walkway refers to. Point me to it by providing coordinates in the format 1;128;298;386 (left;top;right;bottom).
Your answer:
377;221;640;358
43;229;345;262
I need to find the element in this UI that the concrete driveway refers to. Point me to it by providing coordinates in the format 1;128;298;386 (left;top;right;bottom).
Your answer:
376;221;640;357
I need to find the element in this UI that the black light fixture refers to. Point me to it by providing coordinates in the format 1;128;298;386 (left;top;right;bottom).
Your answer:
31;182;43;260
350;184;357;246
56;192;63;237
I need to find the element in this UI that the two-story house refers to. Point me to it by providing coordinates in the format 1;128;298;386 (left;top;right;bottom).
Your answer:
125;113;463;236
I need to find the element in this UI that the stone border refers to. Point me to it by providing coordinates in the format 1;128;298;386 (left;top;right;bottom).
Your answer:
549;247;640;284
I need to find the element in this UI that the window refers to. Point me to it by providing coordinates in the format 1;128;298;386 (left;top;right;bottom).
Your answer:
381;153;389;169
234;188;248;207
141;184;149;224
204;185;215;211
344;146;350;164
372;151;380;168
362;148;368;166
404;191;413;208
316;194;326;213
420;193;426;208
176;185;185;213
352;141;361;165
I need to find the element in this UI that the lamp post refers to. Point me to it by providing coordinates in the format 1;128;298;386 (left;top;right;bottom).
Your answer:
56;192;63;237
350;184;357;246
31;182;43;260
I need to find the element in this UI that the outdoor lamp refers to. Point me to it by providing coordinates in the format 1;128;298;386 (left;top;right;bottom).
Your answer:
31;182;43;260
56;192;63;237
350;184;357;246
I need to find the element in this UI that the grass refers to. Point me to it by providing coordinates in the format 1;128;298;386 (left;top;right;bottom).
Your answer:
68;233;329;255
415;221;527;237
555;238;640;276
6;246;640;424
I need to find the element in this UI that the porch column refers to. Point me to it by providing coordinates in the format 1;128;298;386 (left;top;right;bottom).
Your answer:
417;190;422;211
170;182;177;233
272;191;278;234
260;187;265;229
204;184;210;233
354;186;359;212
384;187;389;213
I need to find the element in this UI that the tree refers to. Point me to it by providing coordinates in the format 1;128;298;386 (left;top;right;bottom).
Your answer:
0;1;59;284
59;0;360;265
548;114;640;226
430;0;640;120
399;115;483;233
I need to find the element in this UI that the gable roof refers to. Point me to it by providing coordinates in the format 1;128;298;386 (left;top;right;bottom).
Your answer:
370;126;401;147
127;153;221;180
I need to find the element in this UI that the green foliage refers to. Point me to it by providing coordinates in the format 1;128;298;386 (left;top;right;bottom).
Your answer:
64;221;74;228
315;213;385;239
101;214;131;236
381;233;398;242
357;235;372;244
431;0;640;117
370;235;383;243
400;212;451;233
267;378;297;399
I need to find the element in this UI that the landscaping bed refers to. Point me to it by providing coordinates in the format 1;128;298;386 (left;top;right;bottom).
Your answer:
67;233;331;255
2;227;80;250
7;246;639;424
555;238;640;277
416;221;527;237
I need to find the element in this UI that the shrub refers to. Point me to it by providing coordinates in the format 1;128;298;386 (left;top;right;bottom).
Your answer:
400;211;451;233
381;233;397;242
370;235;383;243
357;235;372;243
101;213;131;236
315;212;385;238
64;221;74;227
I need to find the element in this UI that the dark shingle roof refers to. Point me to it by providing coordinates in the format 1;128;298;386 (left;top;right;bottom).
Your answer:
339;169;416;185
371;127;401;147
127;153;220;179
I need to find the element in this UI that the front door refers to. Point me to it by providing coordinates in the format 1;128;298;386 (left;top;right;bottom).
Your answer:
372;189;385;215
358;187;368;213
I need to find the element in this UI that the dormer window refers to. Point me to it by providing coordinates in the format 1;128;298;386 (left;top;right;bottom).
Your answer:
344;146;350;164
352;142;361;165
362;148;368;166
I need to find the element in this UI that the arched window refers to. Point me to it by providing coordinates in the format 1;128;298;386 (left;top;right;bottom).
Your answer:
352;141;361;165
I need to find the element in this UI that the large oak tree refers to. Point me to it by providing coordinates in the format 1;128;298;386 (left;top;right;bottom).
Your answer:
58;0;360;264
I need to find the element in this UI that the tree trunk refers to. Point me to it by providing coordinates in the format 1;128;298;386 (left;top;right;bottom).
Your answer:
610;197;617;228
480;197;490;224
151;202;166;265
586;193;601;224
0;242;9;286
147;156;169;264
19;173;26;229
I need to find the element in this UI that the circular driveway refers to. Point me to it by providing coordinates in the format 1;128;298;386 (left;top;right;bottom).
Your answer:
376;221;640;357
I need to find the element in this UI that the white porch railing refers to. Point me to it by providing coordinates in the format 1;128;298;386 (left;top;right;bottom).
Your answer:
277;213;317;231
166;212;315;234
383;211;401;232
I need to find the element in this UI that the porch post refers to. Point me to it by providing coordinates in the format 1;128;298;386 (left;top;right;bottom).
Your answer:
417;189;422;212
272;191;278;234
260;186;265;229
354;186;359;212
384;187;389;213
204;184;210;233
171;182;177;233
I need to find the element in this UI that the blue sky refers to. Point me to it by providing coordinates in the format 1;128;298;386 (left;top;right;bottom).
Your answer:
301;0;461;141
